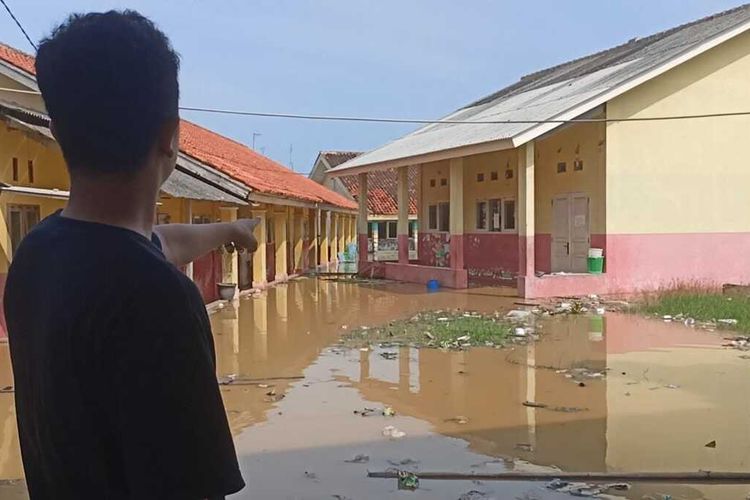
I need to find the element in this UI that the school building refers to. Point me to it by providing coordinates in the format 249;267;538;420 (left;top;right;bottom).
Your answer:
329;5;750;298
310;151;418;261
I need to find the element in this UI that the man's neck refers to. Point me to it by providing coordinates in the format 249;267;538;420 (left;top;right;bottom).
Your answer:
62;172;159;238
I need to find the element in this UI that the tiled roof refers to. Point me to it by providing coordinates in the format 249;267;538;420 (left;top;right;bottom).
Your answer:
0;41;354;210
321;151;361;168
339;167;417;216
180;120;356;209
0;42;35;75
332;4;750;172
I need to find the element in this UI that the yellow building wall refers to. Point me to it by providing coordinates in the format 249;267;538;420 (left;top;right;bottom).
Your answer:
0;126;69;273
461;150;517;231
420;160;450;232
606;29;750;234
535;121;607;234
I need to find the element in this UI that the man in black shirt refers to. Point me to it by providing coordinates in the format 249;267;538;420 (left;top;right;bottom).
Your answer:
4;10;251;499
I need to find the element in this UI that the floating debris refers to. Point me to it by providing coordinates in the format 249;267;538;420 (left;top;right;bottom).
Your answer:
344;454;369;464
383;425;406;439
444;415;469;425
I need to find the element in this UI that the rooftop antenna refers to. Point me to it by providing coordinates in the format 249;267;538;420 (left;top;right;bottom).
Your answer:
289;143;294;171
252;132;262;150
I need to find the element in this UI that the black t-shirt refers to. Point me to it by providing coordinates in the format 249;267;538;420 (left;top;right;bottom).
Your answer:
4;212;244;499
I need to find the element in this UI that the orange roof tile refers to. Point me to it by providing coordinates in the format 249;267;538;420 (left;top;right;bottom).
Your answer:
339;168;417;216
180;120;356;210
0;42;36;75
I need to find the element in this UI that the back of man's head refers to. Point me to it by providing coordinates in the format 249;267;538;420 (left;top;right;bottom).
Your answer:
36;10;180;175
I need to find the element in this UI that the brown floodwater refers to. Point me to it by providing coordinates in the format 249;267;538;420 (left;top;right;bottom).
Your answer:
0;277;748;499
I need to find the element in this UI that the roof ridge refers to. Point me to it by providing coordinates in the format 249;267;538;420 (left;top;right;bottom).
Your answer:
180;118;299;173
466;2;750;108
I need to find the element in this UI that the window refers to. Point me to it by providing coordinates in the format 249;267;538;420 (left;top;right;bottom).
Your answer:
387;221;398;239
489;199;502;232
574;159;584;171
8;204;40;256
438;202;450;232
12;158;18;182
440;178;447;186
476;173;484;182
476;201;488;230
367;222;374;238
27;160;34;183
503;199;516;230
429;179;436;187
376;221;387;238
428;203;450;232
428;205;438;230
408;220;417;238
192;215;212;224
557;162;567;173
490;171;498;181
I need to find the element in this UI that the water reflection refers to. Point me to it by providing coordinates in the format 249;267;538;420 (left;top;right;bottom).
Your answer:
211;281;749;499
0;278;746;500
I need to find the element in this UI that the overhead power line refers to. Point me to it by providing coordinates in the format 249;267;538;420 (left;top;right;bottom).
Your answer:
0;0;36;51
2;87;750;125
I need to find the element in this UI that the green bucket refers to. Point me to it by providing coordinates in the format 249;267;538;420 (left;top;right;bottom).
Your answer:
587;256;604;274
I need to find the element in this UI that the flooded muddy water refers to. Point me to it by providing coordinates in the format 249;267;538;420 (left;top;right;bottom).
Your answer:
0;278;748;499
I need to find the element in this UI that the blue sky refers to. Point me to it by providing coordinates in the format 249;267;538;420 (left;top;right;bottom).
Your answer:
0;0;742;173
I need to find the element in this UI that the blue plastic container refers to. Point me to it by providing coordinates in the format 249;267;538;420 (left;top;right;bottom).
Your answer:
426;279;440;291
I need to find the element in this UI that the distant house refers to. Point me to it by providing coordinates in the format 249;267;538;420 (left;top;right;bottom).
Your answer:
310;151;418;261
329;5;750;297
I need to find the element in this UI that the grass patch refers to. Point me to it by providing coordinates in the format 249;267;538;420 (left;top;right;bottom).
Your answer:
342;310;512;349
640;288;750;332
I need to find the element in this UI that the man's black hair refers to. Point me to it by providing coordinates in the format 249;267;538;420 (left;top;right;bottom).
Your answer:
36;10;180;174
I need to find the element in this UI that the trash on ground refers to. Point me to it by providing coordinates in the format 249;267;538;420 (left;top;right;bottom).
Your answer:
383;406;396;417
515;443;534;452
380;351;398;360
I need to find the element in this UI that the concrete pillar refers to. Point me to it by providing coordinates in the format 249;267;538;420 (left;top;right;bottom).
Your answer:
449;158;464;269
184;199;193;280
273;209;288;282
321;210;330;267
314;208;321;267
219;207;239;290
518;142;536;293
397;166;410;264
337;213;345;260
294;209;304;272
330;212;338;263
357;173;369;267
252;209;267;288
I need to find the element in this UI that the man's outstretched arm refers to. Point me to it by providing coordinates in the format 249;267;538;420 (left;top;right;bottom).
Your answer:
153;217;260;267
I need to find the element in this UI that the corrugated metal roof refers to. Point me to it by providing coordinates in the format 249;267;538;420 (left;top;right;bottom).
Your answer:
161;168;246;203
331;4;750;173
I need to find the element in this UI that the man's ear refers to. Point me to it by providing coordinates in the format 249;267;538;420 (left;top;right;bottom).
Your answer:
157;118;180;158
